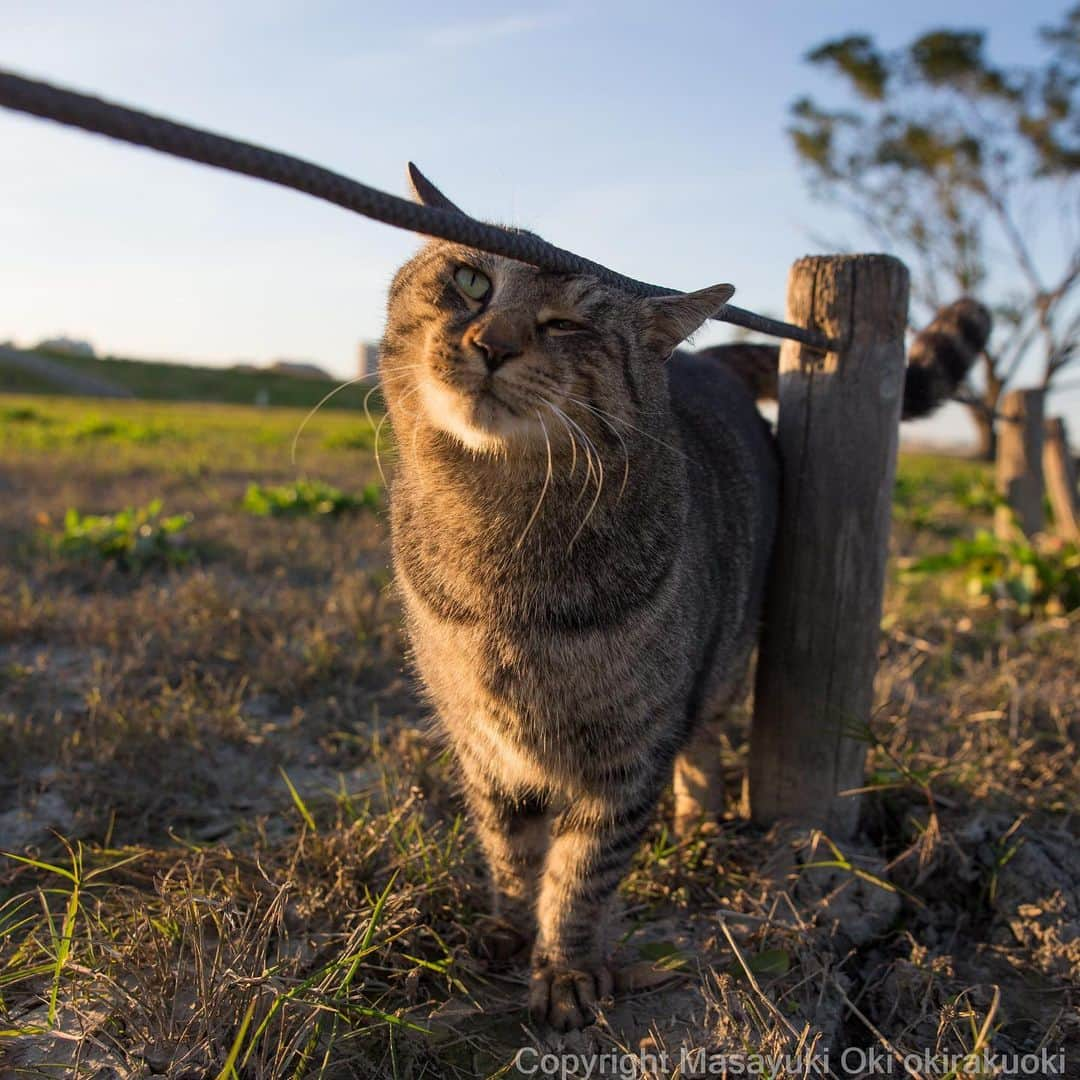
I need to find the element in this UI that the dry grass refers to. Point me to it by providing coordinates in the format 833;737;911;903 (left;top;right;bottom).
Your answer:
0;396;1076;1078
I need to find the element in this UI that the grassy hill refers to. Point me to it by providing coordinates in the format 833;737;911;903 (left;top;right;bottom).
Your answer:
3;348;377;410
0;362;61;396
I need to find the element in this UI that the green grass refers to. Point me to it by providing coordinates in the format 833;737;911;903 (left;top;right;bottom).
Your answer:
0;393;1075;1077
0;394;382;469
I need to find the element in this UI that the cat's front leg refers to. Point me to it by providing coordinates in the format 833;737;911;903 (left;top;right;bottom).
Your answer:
530;781;659;1030
458;751;550;968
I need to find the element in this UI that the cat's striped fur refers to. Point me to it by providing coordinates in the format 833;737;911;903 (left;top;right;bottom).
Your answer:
381;169;990;1031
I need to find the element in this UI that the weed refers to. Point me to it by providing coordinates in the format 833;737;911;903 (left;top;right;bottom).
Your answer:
51;499;195;570
902;529;1080;614
241;479;381;518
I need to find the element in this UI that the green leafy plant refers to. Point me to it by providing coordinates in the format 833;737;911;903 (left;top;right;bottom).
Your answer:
53;499;194;570
241;480;381;518
952;477;1003;514
903;529;1080;615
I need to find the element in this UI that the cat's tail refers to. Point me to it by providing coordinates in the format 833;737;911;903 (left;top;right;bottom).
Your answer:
901;298;992;419
696;297;992;421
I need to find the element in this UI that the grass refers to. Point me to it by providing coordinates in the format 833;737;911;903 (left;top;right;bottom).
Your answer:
0;393;1076;1077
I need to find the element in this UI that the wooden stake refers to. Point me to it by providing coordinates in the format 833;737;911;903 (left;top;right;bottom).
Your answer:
995;390;1046;539
749;255;909;839
1043;416;1079;542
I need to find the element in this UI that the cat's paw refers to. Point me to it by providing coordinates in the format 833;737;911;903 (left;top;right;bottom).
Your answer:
471;915;532;970
528;960;614;1031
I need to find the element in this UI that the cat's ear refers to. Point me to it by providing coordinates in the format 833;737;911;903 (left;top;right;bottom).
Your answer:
643;284;735;355
407;162;465;215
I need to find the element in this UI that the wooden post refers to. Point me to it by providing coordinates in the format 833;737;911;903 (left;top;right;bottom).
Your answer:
1043;417;1079;542
995;390;1046;539
749;255;909;840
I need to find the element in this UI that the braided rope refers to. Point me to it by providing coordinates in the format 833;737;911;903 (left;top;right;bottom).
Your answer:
0;68;831;350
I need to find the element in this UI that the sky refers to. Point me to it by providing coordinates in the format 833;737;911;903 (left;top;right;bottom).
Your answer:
1;0;1076;446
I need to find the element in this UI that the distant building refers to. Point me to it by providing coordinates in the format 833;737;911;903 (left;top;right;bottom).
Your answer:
268;360;332;380
358;342;380;379
38;335;96;357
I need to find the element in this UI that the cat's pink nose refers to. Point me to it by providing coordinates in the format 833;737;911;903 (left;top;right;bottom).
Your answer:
466;315;528;372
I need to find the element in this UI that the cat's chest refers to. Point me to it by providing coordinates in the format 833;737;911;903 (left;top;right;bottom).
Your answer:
393;505;684;644
399;560;688;721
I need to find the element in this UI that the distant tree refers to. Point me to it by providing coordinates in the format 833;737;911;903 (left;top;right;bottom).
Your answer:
790;8;1080;458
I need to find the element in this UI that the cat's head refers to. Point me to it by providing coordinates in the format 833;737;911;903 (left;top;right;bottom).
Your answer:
380;165;733;454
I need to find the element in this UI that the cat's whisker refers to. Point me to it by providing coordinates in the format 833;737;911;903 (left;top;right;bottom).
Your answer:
362;381;381;436
370;365;429;395
370;365;430;417
543;401;578;480
377;363;429;380
552;404;600;509
573;403;630;502
513;410;553;552
564;393;694;464
548;402;599;544
375;384;422;485
554;406;605;550
290;375;373;467
570;451;604;550
292;362;428;469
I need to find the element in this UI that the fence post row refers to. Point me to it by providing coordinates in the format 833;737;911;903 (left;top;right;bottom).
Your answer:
749;254;909;840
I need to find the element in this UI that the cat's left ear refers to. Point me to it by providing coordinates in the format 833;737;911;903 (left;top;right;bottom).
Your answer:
407;162;465;215
643;284;735;356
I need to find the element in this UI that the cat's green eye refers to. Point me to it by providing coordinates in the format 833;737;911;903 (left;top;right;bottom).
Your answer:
454;266;491;301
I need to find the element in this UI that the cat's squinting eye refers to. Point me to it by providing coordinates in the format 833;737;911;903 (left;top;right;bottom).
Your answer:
454;266;491;301
540;318;585;335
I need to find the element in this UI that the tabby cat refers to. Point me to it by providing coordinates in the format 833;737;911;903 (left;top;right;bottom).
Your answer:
380;167;990;1031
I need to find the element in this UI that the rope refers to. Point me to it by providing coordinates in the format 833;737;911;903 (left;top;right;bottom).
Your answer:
0;68;832;350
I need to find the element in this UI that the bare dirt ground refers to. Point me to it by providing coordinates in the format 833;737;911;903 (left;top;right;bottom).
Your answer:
0;395;1076;1078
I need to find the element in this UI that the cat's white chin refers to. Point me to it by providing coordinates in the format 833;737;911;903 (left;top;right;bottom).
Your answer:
420;376;543;453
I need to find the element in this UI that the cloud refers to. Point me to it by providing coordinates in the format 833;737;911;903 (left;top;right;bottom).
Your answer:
344;10;571;71
420;13;568;52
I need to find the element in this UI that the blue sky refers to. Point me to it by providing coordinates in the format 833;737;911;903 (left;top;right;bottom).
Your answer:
1;0;1075;444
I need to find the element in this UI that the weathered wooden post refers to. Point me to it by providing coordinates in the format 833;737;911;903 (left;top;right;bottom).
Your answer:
995;389;1046;539
1043;416;1079;542
748;255;909;840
